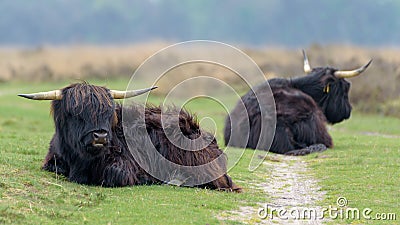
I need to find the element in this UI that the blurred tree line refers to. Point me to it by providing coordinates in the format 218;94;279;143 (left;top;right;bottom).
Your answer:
0;0;399;46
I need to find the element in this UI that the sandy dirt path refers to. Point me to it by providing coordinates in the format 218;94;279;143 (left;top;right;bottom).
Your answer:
217;155;328;224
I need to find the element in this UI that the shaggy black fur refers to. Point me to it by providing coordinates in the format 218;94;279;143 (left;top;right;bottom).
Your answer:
42;83;241;192
224;67;354;155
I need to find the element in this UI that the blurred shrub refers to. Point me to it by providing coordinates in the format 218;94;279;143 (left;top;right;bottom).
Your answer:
0;43;398;117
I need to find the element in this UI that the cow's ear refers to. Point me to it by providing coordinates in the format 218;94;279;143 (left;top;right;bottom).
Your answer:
323;83;330;93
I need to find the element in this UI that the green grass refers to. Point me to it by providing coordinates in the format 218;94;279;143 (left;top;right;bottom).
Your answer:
1;80;399;224
306;115;399;224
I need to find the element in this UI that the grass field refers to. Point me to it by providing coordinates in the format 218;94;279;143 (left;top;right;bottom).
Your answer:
307;114;399;224
0;80;399;224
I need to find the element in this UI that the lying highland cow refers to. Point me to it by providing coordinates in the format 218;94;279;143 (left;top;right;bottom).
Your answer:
19;82;241;192
224;51;371;155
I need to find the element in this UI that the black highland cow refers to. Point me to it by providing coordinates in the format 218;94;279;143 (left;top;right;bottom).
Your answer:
224;51;371;155
19;82;241;192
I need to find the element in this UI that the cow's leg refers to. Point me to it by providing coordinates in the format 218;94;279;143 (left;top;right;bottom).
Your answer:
205;174;242;192
42;150;69;177
269;123;296;154
284;144;328;156
42;136;69;176
283;112;332;156
102;157;144;187
270;123;328;155
102;163;130;187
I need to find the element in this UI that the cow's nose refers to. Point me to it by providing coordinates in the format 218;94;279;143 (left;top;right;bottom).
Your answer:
93;131;108;145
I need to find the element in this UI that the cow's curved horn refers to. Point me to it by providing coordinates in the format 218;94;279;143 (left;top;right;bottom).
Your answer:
18;90;62;100
334;60;372;79
302;49;312;74
110;86;158;99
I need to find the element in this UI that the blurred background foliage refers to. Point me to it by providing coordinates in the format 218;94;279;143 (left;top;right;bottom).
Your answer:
0;0;399;117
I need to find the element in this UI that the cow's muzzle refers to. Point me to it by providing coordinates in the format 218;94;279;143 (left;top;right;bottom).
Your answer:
92;131;108;147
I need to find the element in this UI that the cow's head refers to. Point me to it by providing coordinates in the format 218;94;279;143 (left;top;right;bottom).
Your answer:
295;51;371;124
19;82;156;158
